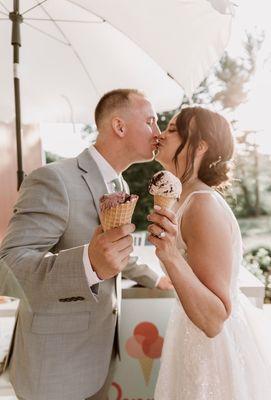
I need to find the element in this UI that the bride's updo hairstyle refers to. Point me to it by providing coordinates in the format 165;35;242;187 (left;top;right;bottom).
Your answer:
174;106;234;188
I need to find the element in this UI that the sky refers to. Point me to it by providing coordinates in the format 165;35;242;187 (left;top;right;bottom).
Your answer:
41;0;271;157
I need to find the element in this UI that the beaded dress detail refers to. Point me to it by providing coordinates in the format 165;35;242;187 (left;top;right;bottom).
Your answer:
155;191;271;400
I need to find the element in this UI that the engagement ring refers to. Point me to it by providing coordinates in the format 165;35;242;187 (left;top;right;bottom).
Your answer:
157;230;166;239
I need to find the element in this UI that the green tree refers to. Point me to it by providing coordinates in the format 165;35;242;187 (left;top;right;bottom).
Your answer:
123;160;161;230
213;31;265;111
45;151;63;164
228;130;269;217
216;31;266;217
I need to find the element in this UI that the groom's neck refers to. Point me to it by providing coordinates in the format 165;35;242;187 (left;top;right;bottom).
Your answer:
94;143;129;174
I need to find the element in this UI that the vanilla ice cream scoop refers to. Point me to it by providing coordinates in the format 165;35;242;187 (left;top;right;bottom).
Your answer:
149;170;182;198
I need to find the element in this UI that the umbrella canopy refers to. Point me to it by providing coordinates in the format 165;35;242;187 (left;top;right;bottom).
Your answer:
0;0;233;188
0;0;233;124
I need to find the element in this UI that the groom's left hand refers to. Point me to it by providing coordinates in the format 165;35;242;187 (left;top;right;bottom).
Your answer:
156;275;174;290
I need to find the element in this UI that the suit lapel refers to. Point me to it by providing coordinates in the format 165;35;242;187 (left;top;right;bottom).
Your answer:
78;148;122;350
77;148;108;215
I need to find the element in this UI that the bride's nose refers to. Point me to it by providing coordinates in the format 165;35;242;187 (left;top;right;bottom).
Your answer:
159;131;166;140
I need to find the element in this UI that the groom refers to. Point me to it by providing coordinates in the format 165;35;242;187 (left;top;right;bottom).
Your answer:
0;89;172;400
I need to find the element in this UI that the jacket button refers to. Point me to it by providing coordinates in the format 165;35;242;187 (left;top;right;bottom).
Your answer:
112;307;118;315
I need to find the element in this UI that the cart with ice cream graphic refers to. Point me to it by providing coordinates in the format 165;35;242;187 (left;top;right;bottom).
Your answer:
107;255;175;399
125;322;164;385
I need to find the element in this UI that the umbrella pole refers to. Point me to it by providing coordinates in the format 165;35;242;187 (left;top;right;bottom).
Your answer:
9;0;24;190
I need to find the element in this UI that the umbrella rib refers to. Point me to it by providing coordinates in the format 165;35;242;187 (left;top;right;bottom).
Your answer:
21;0;48;16
65;0;181;88
24;21;70;46
64;0;105;22
37;3;82;44
66;48;101;97
23;18;104;23
36;1;100;96
0;1;9;13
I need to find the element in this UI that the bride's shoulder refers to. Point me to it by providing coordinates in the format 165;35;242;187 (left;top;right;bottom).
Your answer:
181;193;231;244
184;191;225;224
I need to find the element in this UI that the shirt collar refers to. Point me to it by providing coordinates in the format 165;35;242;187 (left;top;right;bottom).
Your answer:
88;145;121;185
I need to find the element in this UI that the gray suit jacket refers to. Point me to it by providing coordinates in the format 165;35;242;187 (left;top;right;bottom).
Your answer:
0;149;159;400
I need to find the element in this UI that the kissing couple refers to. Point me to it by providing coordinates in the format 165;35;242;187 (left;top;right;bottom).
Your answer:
1;89;271;400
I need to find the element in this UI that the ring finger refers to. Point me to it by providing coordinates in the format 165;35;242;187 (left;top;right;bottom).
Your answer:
148;213;176;235
148;224;166;238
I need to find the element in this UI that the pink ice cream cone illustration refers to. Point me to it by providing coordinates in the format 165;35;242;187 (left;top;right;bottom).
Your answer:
125;322;164;385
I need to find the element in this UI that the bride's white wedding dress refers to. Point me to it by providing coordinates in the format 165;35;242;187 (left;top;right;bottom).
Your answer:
155;190;271;400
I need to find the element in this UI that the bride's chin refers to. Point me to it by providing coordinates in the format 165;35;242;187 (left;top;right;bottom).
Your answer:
154;151;165;164
155;156;166;168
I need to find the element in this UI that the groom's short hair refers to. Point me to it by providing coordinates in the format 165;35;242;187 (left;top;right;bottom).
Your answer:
95;88;145;128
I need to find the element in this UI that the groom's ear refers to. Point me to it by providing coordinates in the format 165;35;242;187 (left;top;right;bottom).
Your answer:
112;117;126;138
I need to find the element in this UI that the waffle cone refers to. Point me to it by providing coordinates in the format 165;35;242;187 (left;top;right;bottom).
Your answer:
100;197;138;231
154;195;176;209
139;357;153;385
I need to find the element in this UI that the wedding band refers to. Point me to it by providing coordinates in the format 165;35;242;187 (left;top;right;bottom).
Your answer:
157;230;166;239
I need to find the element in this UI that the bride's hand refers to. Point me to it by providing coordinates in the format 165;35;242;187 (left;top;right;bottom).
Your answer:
147;205;179;262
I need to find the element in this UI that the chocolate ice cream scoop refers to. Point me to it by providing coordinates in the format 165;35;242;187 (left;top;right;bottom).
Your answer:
99;192;139;231
99;192;138;211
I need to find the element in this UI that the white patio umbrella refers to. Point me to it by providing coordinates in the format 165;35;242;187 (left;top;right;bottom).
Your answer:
0;0;233;188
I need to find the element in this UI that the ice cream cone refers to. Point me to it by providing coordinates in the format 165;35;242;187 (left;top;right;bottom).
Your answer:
139;357;153;385
154;195;176;210
149;170;182;210
100;197;138;231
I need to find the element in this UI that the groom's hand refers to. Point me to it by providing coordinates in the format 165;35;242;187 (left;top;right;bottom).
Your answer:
88;224;135;280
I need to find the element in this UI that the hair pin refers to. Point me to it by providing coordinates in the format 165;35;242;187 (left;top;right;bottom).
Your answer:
209;155;222;169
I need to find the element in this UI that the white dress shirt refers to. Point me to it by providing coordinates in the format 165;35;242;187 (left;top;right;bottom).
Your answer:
83;145;123;286
83;145;161;287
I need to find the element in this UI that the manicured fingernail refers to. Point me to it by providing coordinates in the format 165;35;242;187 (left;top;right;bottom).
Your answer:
154;205;161;210
147;215;151;220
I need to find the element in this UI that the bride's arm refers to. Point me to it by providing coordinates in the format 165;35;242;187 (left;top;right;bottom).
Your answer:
147;194;233;338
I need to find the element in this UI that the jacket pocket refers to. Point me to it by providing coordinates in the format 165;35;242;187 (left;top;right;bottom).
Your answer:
31;311;90;334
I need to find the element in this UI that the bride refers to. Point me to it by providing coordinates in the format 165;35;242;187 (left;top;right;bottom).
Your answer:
147;106;271;399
